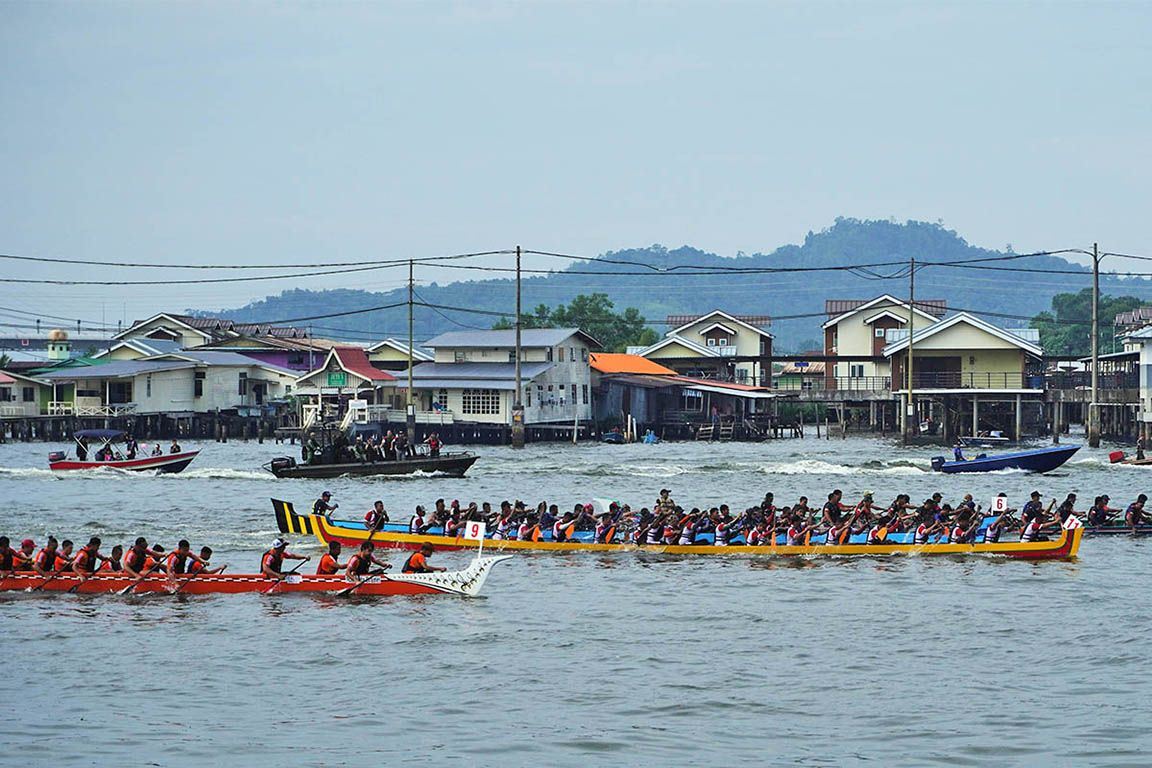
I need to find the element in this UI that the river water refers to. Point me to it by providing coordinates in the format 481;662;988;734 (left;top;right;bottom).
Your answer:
2;434;1151;767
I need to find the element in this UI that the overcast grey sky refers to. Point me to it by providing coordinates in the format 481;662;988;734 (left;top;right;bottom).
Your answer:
1;1;1149;327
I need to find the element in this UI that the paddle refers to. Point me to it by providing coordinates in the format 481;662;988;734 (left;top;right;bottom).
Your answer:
336;567;388;597
169;565;226;595
118;559;166;596
263;558;310;594
27;567;69;593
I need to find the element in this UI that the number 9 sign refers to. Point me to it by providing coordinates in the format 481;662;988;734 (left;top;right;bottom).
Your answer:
464;521;487;541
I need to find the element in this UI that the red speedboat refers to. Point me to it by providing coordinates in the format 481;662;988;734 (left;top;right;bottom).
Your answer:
48;429;200;474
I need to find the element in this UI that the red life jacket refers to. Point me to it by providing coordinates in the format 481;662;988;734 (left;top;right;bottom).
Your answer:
347;553;371;576
262;549;284;574
74;546;99;574
124;547;149;573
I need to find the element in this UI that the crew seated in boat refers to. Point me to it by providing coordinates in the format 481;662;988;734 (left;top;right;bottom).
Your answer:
261;538;309;578
409;506;432;535
1055;494;1079;526
186;546;225;575
0;536;32;577
913;513;944;544
866;514;894;544
101;545;124;572
402;543;444;573
122;537;167;577
151;444;163;457
313;491;339;519
165;540;208;575
72;536;112;579
786;511;814;545
1125;494;1148;530
949;510;979;544
364;501;389;531
347;542;390;577
1087;495;1119;526
170;439;182;454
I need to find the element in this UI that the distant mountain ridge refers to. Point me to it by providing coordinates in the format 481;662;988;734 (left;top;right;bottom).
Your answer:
203;219;1152;352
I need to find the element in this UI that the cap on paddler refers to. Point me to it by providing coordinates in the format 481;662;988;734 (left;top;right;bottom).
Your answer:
21;538;34;548
1031;491;1041;498
272;538;288;549
322;491;332;498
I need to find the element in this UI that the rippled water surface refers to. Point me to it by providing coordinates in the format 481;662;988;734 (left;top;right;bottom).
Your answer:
3;434;1151;767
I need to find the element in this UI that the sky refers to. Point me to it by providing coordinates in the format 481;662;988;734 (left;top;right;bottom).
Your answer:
1;0;1150;332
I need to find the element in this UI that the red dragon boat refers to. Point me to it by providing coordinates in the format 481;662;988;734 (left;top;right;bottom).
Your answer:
1;555;511;597
49;429;200;474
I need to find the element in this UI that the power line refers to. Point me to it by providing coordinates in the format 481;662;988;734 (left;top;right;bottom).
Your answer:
0;249;515;270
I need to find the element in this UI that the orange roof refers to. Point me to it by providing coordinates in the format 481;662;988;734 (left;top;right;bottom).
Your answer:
590;353;676;376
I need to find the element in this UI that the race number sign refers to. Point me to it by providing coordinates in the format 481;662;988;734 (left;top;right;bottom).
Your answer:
463;520;487;541
991;496;1010;513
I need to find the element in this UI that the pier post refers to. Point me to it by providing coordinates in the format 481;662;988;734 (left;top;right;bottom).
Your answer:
1014;394;1022;440
971;395;978;437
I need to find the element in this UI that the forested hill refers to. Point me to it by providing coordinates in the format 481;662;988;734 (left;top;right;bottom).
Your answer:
206;219;1152;352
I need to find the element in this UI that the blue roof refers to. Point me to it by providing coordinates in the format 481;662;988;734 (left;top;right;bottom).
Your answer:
75;429;126;441
38;359;196;380
410;362;553;382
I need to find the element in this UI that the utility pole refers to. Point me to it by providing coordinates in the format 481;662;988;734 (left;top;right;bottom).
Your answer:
407;259;416;447
511;245;525;448
904;257;916;445
1089;242;1101;447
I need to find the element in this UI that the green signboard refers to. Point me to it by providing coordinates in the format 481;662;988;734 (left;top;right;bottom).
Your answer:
327;371;347;387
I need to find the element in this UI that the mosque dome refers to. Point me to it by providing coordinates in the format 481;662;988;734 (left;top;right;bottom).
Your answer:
48;329;69;342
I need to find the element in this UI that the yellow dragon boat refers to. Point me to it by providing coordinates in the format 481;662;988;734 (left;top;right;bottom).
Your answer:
273;499;1083;560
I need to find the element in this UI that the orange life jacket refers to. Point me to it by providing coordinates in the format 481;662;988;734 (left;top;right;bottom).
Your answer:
402;552;428;573
317;553;339;575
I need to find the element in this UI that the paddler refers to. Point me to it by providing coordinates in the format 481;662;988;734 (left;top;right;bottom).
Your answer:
364;500;389;531
409;505;431;535
186;546;225;575
345;542;390;577
15;538;36;571
122;537;166;578
820;490;849;530
0;536;32;577
1125;494;1148;531
1087;495;1118;526
261;538;309;579
101;545;124;572
1055;493;1079;525
402;542;444;573
165;540;207;575
55;540;75;571
32;537;62;575
71;536;112;580
313;491;339;520
785;511;814;546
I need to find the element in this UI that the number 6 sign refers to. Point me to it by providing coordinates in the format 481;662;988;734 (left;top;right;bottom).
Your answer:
991;496;1010;513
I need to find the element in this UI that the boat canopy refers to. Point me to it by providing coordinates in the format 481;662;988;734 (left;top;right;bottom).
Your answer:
74;429;127;442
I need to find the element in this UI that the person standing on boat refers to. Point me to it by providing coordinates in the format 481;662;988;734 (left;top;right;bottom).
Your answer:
425;432;442;458
75;437;88;461
260;539;309;579
952;441;966;461
313;491;339;520
1019;491;1046;529
125;435;138;460
1138;435;1147;462
402;543;444;573
170;438;182;454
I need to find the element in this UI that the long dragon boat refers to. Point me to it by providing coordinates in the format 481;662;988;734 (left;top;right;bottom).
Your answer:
0;555;510;597
273;500;1083;560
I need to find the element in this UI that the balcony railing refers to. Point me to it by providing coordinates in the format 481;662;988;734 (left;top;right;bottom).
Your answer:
896;372;1040;390
74;403;138;417
773;376;891;392
1045;371;1138;390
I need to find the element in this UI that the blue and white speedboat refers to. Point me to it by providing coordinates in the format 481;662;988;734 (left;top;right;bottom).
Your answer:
930;445;1080;474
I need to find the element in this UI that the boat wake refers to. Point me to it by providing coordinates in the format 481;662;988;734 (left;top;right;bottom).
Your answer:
761;459;928;476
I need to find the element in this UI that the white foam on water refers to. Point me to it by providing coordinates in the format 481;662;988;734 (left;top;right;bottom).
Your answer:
758;459;927;476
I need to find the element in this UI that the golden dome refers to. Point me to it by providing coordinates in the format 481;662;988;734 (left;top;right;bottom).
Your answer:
48;328;68;341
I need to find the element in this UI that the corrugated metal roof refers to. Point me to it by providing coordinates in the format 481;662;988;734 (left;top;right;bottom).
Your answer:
38;359;197;380
424;328;599;349
150;350;297;374
825;297;946;318
411;362;553;380
413;379;519;391
589;353;676;375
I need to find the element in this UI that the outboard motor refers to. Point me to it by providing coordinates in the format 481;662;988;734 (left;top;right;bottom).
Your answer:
48;451;66;463
269;457;296;472
930;456;945;472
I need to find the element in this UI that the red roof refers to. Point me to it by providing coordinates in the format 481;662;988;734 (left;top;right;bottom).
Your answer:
0;372;15;385
332;347;396;383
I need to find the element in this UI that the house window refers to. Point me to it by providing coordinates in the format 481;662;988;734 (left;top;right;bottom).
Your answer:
289;354;305;366
546;348;554;362
582;384;589;404
454;351;469;363
22;387;35;402
0;387;10;402
146;375;152;398
536;384;544;403
238;372;248;396
707;338;716;347
570;383;577;404
569;347;576;362
508;351;516;363
524;386;531;407
682;389;704;412
875;328;886;338
850;364;865;378
718;338;728;346
581;348;588;362
436;389;448;409
461;388;500;415
194;371;205;398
